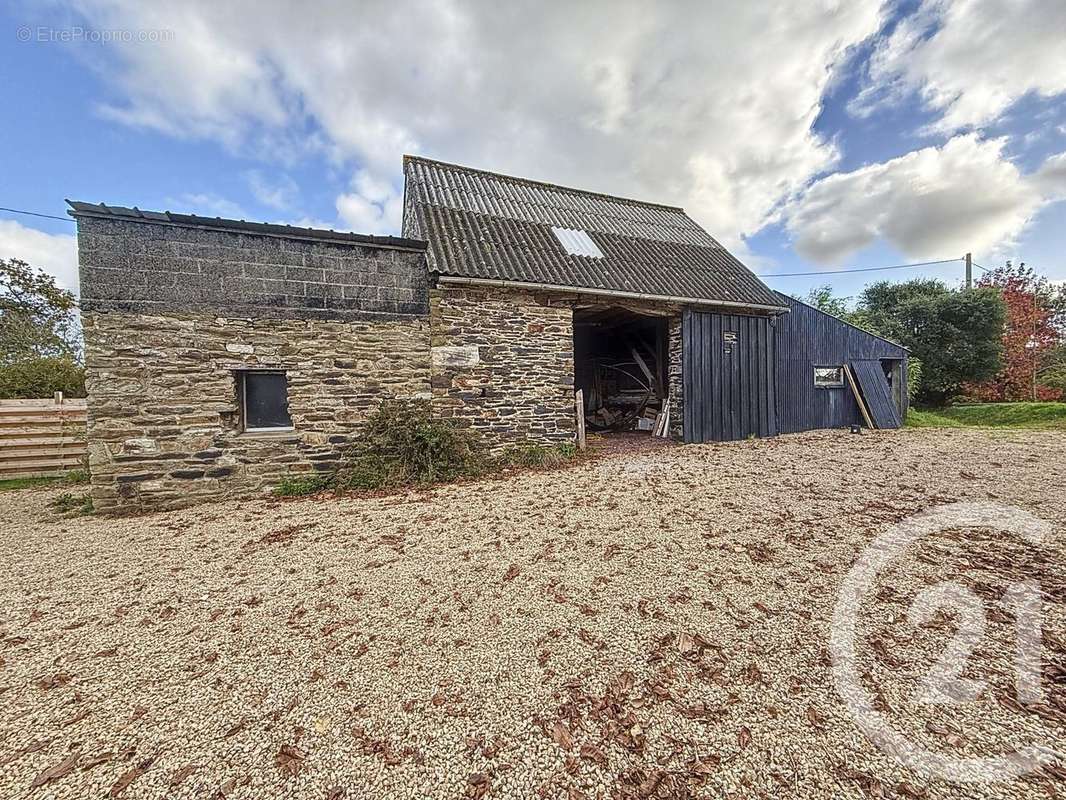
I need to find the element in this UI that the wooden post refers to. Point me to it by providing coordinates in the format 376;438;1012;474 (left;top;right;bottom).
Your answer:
575;389;586;450
54;391;64;405
965;252;972;290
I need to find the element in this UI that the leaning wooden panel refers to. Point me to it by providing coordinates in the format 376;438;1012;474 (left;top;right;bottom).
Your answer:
850;360;903;429
843;365;875;430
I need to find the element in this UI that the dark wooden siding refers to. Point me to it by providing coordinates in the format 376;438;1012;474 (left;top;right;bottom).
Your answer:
682;310;776;442
773;295;907;434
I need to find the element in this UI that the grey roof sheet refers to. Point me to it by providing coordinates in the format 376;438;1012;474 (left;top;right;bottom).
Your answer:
403;156;783;308
416;203;784;308
66;200;427;251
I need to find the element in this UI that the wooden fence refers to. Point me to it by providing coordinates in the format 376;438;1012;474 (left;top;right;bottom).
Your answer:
0;396;88;478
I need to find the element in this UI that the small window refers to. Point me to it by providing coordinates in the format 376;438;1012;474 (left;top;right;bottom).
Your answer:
813;366;845;388
239;371;293;430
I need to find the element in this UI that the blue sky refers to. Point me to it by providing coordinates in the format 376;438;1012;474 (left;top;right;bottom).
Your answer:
1;1;1064;304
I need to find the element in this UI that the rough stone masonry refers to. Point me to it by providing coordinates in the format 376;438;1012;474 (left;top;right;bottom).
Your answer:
428;284;685;451
73;208;686;512
73;209;432;512
429;284;576;451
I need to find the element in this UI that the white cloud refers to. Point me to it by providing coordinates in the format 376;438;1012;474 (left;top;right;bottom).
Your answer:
1032;151;1066;198
333;169;404;234
335;191;402;236
784;136;1065;265
0;221;79;294
852;0;1066;132
246;170;299;211
274;216;338;231
63;1;886;245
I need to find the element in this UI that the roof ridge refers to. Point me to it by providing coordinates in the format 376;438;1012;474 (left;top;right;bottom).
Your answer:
403;154;688;214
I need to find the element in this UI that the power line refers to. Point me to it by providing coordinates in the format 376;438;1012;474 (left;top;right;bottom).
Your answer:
0;206;74;223
0;206;988;282
971;261;992;273
758;257;962;278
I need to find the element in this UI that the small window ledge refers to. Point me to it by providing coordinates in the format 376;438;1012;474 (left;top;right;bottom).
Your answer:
238;427;298;440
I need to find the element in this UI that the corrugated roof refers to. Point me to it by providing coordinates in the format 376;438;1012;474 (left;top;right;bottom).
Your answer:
66;200;427;251
416;203;783;308
403;155;784;309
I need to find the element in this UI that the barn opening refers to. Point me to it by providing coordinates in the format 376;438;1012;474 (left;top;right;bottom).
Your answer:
573;305;669;435
881;358;906;416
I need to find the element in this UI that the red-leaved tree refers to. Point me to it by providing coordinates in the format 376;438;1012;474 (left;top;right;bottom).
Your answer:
964;262;1064;402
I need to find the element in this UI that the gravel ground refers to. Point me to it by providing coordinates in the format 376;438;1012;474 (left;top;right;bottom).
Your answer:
0;428;1063;799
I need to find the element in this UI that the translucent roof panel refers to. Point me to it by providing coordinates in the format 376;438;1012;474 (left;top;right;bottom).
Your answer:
551;227;604;259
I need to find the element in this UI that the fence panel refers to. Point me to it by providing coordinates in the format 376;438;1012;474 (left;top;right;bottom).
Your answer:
0;397;88;478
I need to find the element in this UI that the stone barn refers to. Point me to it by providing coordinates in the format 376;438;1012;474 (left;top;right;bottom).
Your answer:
400;155;790;447
71;156;905;512
69;204;432;512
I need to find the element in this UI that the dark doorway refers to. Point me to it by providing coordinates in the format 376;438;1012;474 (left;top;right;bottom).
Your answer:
881;358;906;417
573;305;669;434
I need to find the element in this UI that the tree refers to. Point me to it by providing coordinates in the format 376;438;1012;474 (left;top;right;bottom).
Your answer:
798;284;890;337
802;285;852;318
0;258;84;398
964;262;1064;402
855;278;1005;406
1040;343;1066;396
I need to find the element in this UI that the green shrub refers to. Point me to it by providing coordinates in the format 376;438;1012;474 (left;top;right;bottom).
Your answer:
557;442;577;459
906;358;923;403
0;356;85;398
336;399;484;490
63;469;89;485
1042;363;1066;396
48;492;93;515
273;473;333;497
337;453;396;491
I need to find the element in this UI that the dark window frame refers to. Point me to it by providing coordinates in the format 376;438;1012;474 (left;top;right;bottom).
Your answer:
813;365;845;389
237;370;294;432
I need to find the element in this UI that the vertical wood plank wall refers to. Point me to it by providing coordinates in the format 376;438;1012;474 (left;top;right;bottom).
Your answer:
773;296;907;434
682;310;776;442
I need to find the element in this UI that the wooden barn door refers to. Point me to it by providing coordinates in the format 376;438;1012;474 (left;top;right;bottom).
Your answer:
682;310;777;443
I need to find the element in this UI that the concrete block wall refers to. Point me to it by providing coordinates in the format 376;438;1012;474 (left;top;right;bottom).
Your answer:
76;215;428;320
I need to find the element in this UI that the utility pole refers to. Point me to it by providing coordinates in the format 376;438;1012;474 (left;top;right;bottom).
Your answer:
1033;293;1038;402
964;252;972;289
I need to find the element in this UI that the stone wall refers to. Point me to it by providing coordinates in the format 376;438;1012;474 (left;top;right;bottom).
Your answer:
428;284;688;449
82;311;430;513
74;207;696;510
668;315;684;439
74;211;431;512
429;285;575;450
